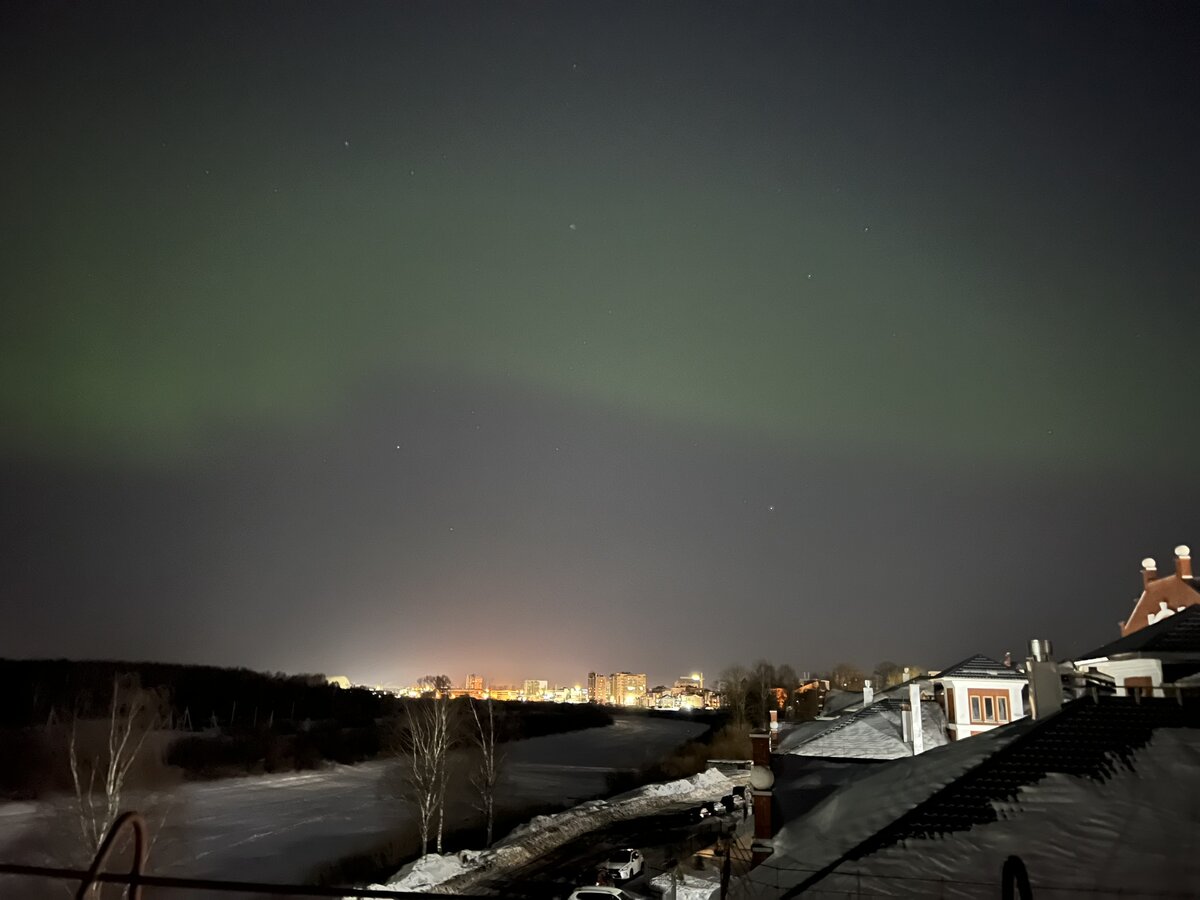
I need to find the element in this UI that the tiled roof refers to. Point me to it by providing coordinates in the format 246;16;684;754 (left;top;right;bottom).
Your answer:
783;699;948;760
1076;604;1200;661
780;695;1200;897
934;653;1025;680
850;695;1200;857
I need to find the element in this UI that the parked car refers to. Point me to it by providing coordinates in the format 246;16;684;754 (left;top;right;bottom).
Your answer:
568;887;648;900
599;848;645;881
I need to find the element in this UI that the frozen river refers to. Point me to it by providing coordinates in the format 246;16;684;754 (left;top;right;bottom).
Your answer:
0;714;708;893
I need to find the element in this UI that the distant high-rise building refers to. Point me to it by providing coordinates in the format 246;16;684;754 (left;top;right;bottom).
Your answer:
465;673;485;693
609;672;647;705
522;679;549;699
587;672;610;704
674;673;704;691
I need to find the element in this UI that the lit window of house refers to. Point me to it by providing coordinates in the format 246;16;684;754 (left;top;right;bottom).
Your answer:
967;689;1011;724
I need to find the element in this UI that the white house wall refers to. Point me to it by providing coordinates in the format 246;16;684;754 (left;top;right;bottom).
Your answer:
1084;658;1165;697
940;677;1027;739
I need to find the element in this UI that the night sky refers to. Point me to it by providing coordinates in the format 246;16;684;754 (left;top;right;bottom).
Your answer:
3;2;1198;688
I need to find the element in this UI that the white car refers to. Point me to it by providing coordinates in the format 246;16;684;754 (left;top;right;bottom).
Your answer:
569;887;647;900
599;848;645;881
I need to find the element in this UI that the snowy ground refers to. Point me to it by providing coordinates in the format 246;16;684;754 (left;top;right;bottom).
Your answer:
648;870;721;900
0;715;707;894
363;767;743;896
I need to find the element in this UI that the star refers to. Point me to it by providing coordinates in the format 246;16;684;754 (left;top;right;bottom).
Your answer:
769;505;775;511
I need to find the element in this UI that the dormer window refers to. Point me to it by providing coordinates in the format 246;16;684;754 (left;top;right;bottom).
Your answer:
967;688;1011;724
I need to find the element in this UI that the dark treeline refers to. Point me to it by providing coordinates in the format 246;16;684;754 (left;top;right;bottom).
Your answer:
0;659;613;799
0;658;384;728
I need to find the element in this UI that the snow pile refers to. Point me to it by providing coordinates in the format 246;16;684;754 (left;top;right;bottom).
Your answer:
377;851;480;892
637;768;730;798
356;767;740;896
647;871;720;900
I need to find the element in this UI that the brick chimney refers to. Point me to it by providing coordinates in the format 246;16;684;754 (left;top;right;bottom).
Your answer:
1175;545;1193;580
1141;557;1158;591
748;732;775;863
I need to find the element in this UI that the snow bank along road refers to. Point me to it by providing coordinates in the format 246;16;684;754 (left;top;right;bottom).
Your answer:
0;715;708;890
370;768;746;897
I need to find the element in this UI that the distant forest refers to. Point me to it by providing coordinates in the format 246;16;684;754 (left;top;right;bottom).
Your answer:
0;659;613;799
1;658;389;728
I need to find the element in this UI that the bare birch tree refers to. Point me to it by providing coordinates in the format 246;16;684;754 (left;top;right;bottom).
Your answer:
468;697;503;847
398;675;454;856
398;699;441;855
67;674;162;856
427;675;454;854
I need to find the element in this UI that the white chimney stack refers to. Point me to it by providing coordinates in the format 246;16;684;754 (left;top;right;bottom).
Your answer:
1175;545;1192;580
909;682;925;756
862;679;874;706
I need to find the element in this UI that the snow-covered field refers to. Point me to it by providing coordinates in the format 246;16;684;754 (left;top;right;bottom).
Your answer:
0;715;707;892
365;767;741;896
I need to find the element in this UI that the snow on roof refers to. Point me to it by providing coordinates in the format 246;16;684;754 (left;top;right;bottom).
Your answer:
934;653;1025;680
820;688;861;716
758;717;1033;890
780;700;948;761
1075;604;1200;661
785;698;1200;897
775;717;841;753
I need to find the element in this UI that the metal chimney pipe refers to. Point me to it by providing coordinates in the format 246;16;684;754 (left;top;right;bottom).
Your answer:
1028;639;1053;663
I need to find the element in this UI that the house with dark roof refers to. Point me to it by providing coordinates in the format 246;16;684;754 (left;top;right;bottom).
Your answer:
932;653;1027;741
1073;604;1200;697
1121;543;1198;636
753;695;1200;898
